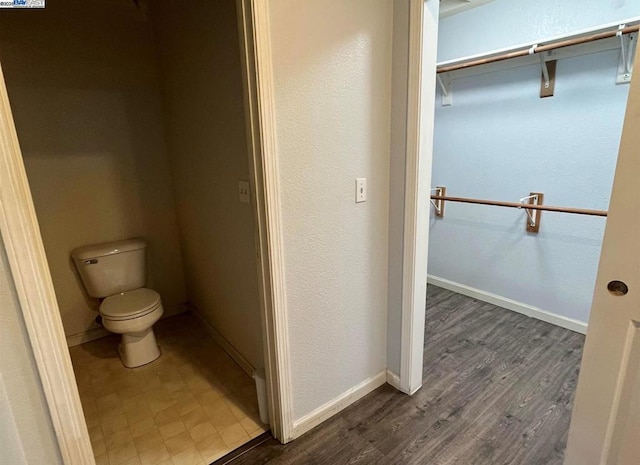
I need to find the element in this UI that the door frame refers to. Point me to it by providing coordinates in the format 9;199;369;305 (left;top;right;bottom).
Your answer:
236;0;294;442
399;0;437;394
0;4;292;465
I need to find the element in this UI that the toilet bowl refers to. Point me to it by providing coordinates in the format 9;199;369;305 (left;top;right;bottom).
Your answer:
72;238;164;368
100;288;164;368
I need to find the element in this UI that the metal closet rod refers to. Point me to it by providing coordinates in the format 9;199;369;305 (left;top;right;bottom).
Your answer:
437;24;640;74
429;195;608;217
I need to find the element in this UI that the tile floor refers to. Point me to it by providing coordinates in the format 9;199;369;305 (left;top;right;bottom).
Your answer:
69;312;267;465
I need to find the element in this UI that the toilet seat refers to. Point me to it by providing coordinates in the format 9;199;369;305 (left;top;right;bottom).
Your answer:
100;288;161;321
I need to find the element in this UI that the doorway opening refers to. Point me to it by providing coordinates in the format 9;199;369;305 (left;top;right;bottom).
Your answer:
409;3;638;464
0;0;282;463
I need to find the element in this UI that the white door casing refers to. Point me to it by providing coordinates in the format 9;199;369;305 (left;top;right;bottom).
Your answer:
400;0;439;395
237;0;294;442
564;44;640;465
0;63;95;464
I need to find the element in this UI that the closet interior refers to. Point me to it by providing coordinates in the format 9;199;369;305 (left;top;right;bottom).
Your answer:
420;5;638;462
429;16;637;329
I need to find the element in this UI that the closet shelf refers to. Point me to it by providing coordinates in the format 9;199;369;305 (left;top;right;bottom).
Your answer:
437;24;639;74
435;17;639;104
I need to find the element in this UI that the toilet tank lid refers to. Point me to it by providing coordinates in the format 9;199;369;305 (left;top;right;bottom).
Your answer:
72;238;146;260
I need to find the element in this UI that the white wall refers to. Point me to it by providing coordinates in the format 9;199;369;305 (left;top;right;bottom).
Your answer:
429;0;638;325
268;0;392;420
150;0;263;369
0;237;62;465
0;0;187;339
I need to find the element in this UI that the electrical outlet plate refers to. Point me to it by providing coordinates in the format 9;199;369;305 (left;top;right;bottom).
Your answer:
238;181;250;203
356;178;366;203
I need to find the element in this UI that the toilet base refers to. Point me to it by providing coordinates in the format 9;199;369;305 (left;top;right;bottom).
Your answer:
118;328;161;368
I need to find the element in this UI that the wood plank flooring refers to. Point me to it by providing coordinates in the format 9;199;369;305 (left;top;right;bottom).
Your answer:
229;285;585;464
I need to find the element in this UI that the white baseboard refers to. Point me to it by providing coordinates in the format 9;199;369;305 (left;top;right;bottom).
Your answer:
291;370;387;439
386;369;402;391
189;305;255;377
66;327;111;347
427;275;588;335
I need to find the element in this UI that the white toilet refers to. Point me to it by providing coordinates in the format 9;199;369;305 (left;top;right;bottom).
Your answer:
72;238;163;368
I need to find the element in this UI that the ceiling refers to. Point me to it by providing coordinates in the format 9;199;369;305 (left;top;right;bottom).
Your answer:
440;0;496;18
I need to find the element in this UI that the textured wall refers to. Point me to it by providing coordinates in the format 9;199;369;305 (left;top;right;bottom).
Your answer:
429;0;637;324
0;238;62;465
0;0;187;339
150;0;263;369
269;0;392;420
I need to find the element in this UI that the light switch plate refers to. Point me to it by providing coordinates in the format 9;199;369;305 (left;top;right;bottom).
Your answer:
238;181;250;203
356;178;366;203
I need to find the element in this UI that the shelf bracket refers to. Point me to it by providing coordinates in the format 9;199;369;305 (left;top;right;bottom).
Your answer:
519;192;544;233
437;74;453;106
430;186;445;217
539;56;557;98
616;27;636;84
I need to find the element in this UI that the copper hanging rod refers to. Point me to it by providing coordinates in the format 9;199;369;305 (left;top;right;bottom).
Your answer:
437;25;639;74
430;195;608;217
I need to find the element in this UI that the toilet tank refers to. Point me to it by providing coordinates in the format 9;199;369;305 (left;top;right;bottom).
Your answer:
72;238;147;298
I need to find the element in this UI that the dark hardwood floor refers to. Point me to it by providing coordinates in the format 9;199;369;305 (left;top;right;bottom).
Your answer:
229;285;585;464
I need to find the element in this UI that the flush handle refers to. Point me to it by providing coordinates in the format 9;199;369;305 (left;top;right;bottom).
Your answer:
84;259;98;265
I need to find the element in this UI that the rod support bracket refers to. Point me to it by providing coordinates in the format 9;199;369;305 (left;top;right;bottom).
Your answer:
519;192;544;233
430;187;446;217
616;28;636;84
540;57;557;98
437;74;453;106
